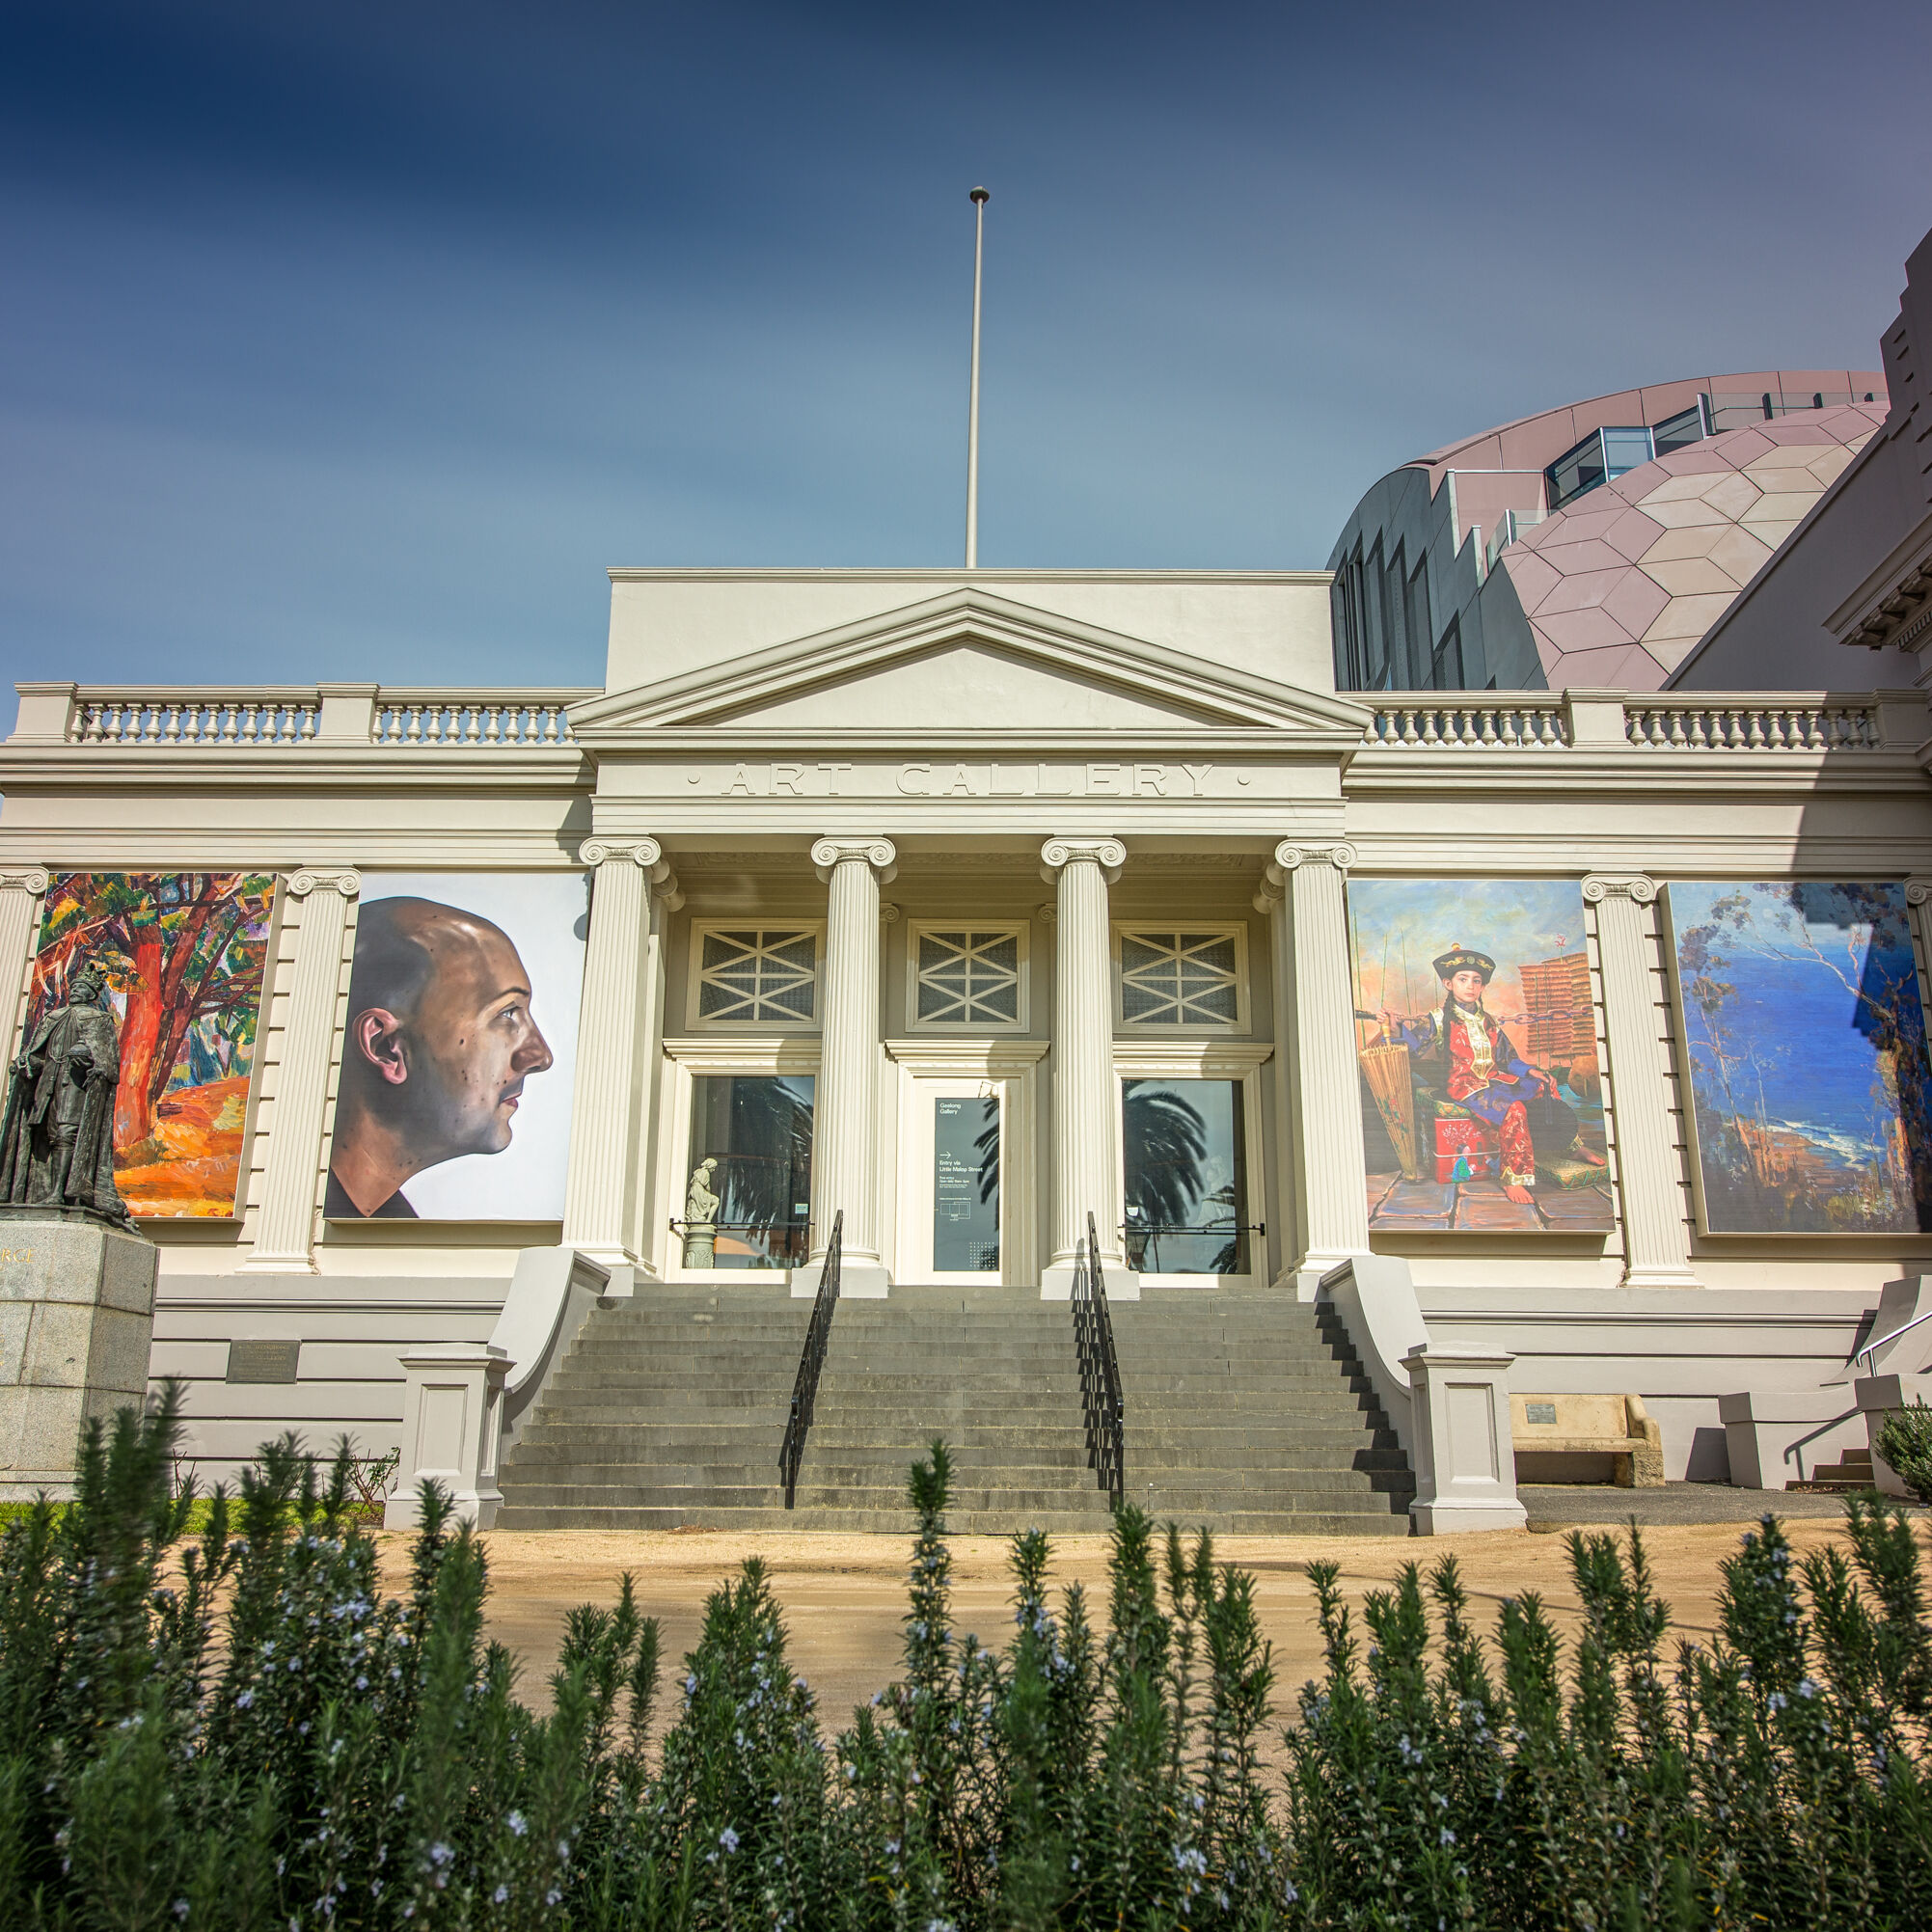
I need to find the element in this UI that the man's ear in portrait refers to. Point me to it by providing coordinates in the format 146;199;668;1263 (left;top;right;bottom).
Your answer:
351;1006;410;1087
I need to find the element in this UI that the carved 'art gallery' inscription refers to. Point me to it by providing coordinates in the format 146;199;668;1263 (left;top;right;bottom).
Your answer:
657;762;1278;799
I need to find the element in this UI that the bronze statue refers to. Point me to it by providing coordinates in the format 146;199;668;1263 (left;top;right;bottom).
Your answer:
0;960;131;1223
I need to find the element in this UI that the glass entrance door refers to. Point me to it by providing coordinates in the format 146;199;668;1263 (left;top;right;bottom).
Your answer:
910;1080;1004;1282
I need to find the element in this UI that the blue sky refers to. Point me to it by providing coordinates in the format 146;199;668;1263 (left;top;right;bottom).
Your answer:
3;1;1928;694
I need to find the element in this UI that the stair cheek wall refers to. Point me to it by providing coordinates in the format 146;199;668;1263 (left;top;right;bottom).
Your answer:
495;1286;1413;1536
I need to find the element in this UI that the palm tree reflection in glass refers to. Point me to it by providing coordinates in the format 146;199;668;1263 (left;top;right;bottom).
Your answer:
1122;1080;1245;1274
690;1075;815;1268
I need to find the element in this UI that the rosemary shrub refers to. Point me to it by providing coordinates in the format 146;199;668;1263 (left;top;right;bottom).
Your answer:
0;1388;1927;1928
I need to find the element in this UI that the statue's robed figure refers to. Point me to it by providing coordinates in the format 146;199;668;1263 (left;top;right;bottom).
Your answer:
0;961;131;1223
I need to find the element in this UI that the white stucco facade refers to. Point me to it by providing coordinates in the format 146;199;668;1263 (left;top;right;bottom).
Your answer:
4;566;1930;1499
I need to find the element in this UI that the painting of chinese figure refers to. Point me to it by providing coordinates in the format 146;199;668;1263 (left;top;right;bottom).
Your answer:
24;871;278;1216
1346;878;1612;1233
1667;882;1932;1234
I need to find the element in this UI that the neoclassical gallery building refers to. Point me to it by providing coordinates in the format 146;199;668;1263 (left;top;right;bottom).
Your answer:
3;566;1930;1529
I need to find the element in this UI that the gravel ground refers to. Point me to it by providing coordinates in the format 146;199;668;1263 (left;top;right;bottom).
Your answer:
370;1495;1931;1736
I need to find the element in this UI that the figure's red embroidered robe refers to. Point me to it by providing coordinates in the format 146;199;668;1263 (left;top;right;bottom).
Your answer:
1392;1004;1546;1187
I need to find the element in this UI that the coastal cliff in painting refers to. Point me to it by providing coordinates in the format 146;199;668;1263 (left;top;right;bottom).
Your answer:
1667;881;1932;1234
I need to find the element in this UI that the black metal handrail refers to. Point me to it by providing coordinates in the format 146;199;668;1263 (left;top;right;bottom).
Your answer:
1072;1210;1124;1510
778;1211;841;1509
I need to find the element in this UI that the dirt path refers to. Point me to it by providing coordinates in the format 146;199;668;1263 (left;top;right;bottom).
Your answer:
371;1514;1928;1736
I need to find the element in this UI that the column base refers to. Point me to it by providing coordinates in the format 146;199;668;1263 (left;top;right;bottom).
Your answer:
791;1256;891;1299
1410;1498;1528;1535
1040;1261;1140;1301
1620;1265;1702;1291
242;1254;321;1274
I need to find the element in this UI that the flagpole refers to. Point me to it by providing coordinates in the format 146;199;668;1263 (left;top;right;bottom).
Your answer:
965;186;989;569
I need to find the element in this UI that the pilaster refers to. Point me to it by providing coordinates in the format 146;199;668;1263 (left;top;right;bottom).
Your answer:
800;836;896;1298
248;868;359;1271
560;839;678;1286
0;869;50;1054
1907;881;1932;997
1583;874;1701;1289
1270;842;1370;1296
1040;835;1129;1299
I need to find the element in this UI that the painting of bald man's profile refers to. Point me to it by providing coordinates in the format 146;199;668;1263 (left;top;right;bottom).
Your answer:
326;872;587;1220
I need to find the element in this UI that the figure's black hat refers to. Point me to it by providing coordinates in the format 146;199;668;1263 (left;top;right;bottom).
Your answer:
1431;945;1495;984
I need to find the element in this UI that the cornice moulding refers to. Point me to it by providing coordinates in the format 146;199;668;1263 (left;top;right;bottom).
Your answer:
605;566;1335;585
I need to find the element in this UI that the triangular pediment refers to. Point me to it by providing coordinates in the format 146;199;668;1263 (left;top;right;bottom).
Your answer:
571;588;1368;739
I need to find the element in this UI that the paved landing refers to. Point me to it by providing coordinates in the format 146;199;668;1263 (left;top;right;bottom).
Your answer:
1519;1481;1927;1529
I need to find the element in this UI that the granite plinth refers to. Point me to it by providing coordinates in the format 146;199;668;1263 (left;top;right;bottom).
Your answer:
0;1211;158;1501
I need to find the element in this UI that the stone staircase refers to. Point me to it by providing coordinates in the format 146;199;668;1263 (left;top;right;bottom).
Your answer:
494;1281;1412;1535
1787;1444;1877;1492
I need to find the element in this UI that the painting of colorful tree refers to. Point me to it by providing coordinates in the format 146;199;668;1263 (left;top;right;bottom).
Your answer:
26;872;277;1215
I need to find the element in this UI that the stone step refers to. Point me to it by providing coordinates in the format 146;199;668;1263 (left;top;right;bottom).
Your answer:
497;1279;1415;1533
491;1503;1411;1537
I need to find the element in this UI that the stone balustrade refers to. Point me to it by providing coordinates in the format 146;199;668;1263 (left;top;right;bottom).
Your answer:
371;691;585;747
12;681;595;748
1363;698;1570;748
70;691;321;745
14;681;1918;758
1363;689;1906;753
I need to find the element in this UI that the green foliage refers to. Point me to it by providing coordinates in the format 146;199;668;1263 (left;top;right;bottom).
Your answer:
2;1397;1929;1928
1879;1399;1932;1506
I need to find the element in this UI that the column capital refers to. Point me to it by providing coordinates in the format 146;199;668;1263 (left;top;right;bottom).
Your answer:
1906;880;1932;908
1265;841;1355;890
1251;873;1285;915
1039;836;1125;884
1271;839;1356;875
812;836;897;883
579;835;663;871
286;867;361;899
0;869;50;896
580;838;679;905
1582;873;1657;906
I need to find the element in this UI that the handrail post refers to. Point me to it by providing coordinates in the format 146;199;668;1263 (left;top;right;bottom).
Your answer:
779;1210;842;1508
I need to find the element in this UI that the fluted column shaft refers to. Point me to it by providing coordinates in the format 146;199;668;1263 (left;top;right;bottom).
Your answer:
1271;842;1370;1290
561;839;677;1274
808;838;895;1280
1585;875;1700;1289
249;869;359;1270
0;870;50;1056
1042;836;1127;1290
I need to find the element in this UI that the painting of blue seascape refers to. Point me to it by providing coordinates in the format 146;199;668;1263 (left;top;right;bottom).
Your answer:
1668;882;1932;1234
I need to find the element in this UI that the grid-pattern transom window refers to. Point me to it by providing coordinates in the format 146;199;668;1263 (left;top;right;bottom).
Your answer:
916;929;1021;1024
696;929;819;1023
1119;931;1241;1026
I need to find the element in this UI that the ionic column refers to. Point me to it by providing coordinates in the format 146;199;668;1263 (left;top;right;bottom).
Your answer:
1583;875;1700;1289
803;837;896;1298
1269;842;1371;1295
0;869;50;1054
561;839;680;1284
1040;836;1129;1299
248;868;359;1271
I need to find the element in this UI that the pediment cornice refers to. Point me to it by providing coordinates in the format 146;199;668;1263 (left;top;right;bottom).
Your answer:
572;587;1370;742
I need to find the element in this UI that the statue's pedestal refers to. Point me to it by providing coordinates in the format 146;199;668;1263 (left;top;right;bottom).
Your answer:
0;1210;158;1501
